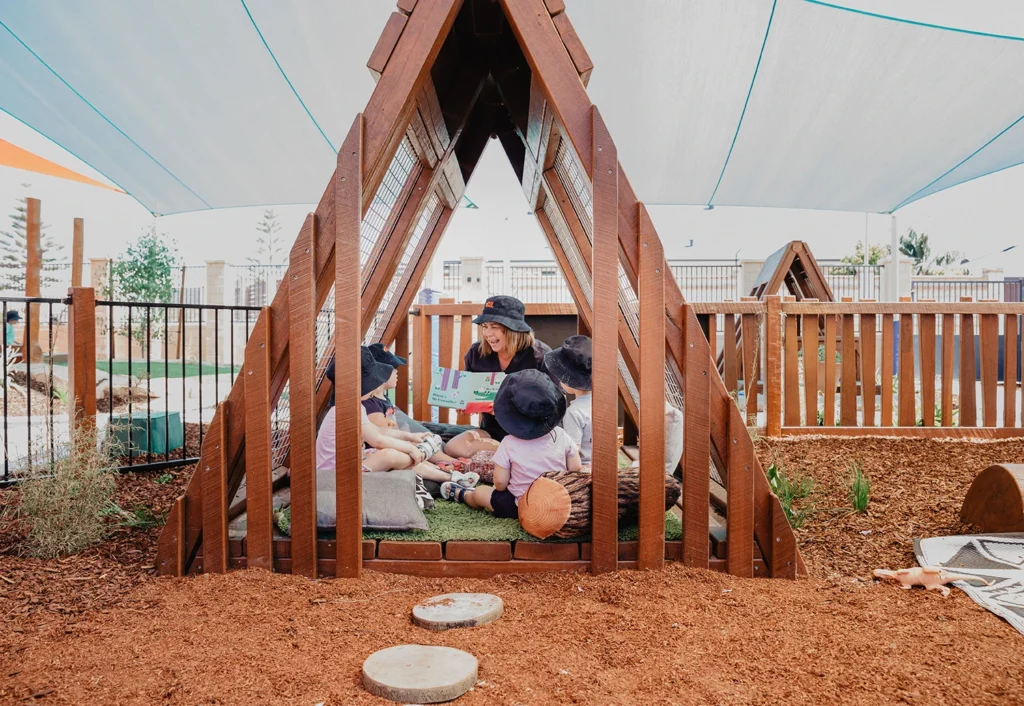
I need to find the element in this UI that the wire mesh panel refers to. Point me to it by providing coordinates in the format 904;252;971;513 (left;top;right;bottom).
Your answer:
360;138;418;271
552;140;684;411
365;193;442;343
269;138;420;469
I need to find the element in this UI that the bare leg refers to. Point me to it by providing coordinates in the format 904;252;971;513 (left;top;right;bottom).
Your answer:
429;451;461;464
361;448;412;472
445;429;499;457
462;485;495;512
412;461;452;483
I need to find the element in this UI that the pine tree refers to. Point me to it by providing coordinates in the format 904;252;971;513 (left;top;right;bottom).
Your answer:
0;186;67;293
247;209;285;266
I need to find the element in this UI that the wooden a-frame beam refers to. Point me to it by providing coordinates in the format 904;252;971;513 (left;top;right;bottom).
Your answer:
534;204;638;429
158;0;465;575
500;0;804;576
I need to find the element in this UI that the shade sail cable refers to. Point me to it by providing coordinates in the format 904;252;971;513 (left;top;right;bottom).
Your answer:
239;0;336;153
892;111;1024;211
705;0;778;208
0;19;211;210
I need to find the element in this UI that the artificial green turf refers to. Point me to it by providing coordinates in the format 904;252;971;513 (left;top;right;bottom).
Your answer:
361;500;682;543
95;360;238;378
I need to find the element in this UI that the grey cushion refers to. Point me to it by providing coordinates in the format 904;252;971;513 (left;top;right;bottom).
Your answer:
315;470;428;531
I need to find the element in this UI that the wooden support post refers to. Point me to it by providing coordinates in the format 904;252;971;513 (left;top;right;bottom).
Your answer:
71;218;84;288
784;309;800;427
861;314;876;426
941;314;954;426
413;311;432;421
243;312;273;571
881;314;894;426
637;204;665;571
336;117;364;579
960;305;978;427
25;197;42;363
682;304;710;569
456;307;474;425
765;295;782;436
823;315;837;426
67;287;96;432
979;312;999;427
841;314;857;426
395;317;410;413
920;314;937;427
741;312;758;425
1006;314;1018;428
174;496;186;577
590;108;618;575
898;312;915;426
770;494;797;579
437;299;455;424
723;313;739;398
289;216;318;578
200;404;229;574
726;407;753;577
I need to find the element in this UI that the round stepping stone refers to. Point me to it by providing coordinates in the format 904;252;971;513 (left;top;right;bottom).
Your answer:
362;645;478;703
412;593;503;631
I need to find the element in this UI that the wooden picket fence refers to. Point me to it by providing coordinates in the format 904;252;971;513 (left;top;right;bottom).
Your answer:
696;296;1024;438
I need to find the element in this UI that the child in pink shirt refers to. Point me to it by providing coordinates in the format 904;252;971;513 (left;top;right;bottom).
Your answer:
441;369;580;519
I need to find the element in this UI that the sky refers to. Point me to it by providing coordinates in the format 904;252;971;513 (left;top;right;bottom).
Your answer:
2;0;1024;289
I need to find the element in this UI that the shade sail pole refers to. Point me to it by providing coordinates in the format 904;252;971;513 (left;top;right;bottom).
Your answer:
890;214;899;301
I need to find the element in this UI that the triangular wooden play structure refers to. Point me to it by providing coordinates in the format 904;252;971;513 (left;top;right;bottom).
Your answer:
156;0;803;580
749;241;835;302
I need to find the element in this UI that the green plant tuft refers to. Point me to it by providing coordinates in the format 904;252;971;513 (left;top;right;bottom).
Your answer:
848;461;870;514
766;461;814;529
7;426;116;558
154;473;174;484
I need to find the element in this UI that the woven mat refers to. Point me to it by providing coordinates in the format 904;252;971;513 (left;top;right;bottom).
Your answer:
915;534;1024;636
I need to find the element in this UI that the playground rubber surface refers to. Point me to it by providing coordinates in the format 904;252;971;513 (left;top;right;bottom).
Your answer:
2;437;1023;704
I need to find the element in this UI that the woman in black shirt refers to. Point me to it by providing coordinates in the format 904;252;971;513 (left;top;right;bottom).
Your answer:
448;295;557;451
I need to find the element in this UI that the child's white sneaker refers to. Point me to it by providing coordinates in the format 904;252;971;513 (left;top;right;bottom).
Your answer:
450;470;480;489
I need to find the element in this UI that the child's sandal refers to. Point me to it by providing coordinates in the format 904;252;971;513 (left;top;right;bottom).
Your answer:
440;482;468;503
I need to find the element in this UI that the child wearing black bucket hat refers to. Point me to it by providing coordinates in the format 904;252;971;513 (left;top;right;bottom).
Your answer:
314;348;479;500
440;368;582;520
544;335;593;465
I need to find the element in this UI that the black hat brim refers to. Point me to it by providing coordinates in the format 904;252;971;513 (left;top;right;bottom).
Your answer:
369;343;407;367
471;311;532;333
361;359;395;396
493;384;567;440
544;349;592;391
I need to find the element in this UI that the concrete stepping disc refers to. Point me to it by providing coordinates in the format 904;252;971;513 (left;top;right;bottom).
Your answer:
412;593;504;631
362;645;478;703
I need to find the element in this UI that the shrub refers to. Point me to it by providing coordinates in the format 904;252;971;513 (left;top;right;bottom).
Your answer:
848;461;870;514
9;426;117;558
766;461;814;529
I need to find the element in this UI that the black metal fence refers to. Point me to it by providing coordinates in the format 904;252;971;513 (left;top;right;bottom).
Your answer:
0;295;71;484
911;278;1024;303
96;299;262;474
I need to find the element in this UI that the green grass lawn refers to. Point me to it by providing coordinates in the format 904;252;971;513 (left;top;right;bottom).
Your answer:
95;360;239;379
361;501;682;543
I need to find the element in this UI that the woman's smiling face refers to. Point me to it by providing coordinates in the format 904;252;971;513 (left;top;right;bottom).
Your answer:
481;322;508;354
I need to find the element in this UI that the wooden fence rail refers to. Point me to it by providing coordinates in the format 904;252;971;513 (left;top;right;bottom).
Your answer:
695;297;1024;437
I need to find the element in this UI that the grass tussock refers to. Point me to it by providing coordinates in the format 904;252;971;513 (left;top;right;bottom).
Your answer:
848;461;870;514
7;425;118;558
766;460;815;529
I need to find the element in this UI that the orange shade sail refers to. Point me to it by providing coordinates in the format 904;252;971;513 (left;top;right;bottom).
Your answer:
0;139;122;192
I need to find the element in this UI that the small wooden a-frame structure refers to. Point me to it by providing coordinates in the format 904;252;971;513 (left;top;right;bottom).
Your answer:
156;0;802;580
749;241;834;301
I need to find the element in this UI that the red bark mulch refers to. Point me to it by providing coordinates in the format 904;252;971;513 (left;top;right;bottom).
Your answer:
2;437;1023;704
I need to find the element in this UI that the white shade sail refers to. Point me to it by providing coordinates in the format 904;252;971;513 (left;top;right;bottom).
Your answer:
1;0;1022;215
